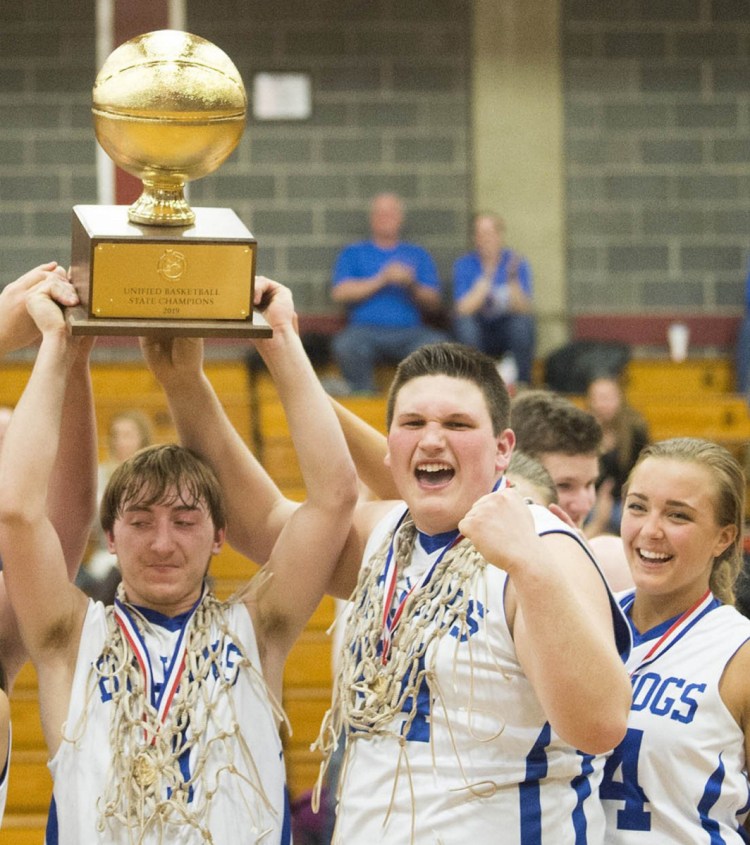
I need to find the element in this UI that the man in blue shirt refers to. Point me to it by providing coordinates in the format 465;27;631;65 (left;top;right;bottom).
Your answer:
453;213;536;385
331;193;448;394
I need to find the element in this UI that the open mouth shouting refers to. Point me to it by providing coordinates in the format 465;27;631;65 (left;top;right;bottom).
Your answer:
415;462;454;486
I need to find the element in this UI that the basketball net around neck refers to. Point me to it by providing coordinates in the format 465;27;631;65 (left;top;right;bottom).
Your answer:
313;511;488;812
71;583;285;843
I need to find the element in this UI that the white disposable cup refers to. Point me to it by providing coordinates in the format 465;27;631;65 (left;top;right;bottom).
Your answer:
667;322;689;362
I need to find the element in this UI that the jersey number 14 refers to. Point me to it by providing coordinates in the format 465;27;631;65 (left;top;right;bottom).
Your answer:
600;728;651;831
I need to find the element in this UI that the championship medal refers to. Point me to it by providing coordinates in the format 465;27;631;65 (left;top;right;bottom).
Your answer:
133;751;158;788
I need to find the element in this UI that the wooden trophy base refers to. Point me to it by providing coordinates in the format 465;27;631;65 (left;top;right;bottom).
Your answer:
70;205;268;338
66;306;272;338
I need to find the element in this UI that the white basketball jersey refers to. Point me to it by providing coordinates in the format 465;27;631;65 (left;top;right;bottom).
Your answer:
45;598;290;844
0;725;9;826
333;503;630;845
602;591;750;844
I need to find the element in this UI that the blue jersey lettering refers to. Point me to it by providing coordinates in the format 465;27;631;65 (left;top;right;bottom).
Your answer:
650;676;684;717
449;599;485;642
631;672;705;724
673;682;705;723
601;728;651;831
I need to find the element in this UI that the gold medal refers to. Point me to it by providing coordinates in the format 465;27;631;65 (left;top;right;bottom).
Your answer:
371;674;388;698
133;751;158;788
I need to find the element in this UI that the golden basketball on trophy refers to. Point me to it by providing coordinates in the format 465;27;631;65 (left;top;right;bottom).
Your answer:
69;29;270;337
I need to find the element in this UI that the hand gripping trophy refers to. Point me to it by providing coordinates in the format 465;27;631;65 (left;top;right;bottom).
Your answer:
69;30;269;338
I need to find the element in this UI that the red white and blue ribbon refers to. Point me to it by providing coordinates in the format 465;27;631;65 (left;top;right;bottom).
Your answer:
378;514;462;666
114;585;205;743
626;587;714;676
378;477;508;666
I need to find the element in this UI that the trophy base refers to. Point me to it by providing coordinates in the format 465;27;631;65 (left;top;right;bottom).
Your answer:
71;205;259;336
66;305;272;338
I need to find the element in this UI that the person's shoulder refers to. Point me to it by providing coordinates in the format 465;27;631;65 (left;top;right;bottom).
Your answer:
453;250;477;268
77;596;110;639
716;626;750;721
714;601;750;631
621;403;646;424
528;502;574;536
361;499;405;535
220;594;251;625
503;246;528;265
588;534;634;592
358;500;407;552
338;239;370;255
398;240;434;258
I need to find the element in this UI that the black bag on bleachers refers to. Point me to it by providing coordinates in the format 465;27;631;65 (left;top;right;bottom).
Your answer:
544;340;631;394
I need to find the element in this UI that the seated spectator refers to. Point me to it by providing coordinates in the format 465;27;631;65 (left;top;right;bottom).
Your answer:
330;192;448;395
585;374;650;536
452;213;536;386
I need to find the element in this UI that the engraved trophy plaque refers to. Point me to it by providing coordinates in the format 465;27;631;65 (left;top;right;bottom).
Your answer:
68;30;270;338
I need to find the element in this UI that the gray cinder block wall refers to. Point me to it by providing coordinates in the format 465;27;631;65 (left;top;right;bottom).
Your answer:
564;0;750;315
0;0;98;280
187;0;472;312
1;1;749;329
0;1;472;314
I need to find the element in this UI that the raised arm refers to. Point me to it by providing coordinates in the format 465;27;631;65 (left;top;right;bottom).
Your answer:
0;286;89;684
0;264;93;562
141;322;296;566
48;338;97;581
236;279;358;688
0;343;96;690
330;400;399;501
454;272;492;316
0;265;89;690
459;488;631;755
331;272;389;305
507;258;534;314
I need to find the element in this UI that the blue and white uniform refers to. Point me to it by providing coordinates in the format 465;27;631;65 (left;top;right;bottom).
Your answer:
45;597;290;845
333;504;630;845
0;725;9;825
602;590;750;843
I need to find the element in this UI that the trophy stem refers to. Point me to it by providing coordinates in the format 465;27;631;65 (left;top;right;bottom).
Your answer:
128;180;196;227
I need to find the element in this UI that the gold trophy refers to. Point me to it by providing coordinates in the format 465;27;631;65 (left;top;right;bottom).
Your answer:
68;30;270;337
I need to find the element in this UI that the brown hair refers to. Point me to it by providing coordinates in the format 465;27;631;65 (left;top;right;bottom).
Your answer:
507;450;558;506
626;438;745;605
511;390;603;458
386;342;511;435
586;375;649;473
100;444;226;534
